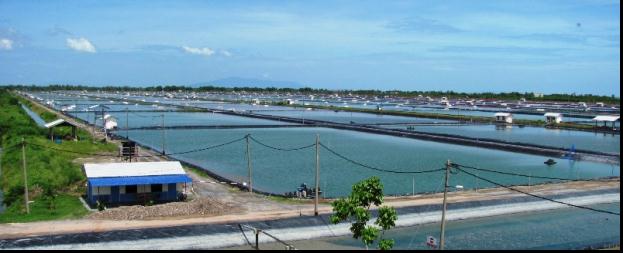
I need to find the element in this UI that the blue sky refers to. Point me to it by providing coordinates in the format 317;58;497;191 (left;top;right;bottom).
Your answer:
0;0;619;95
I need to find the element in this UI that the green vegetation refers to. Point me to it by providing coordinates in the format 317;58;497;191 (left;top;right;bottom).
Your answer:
4;84;619;105
330;176;398;250
0;88;117;223
0;194;88;223
17;96;58;122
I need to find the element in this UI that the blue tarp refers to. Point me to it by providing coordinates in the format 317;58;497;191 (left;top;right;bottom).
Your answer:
88;175;192;187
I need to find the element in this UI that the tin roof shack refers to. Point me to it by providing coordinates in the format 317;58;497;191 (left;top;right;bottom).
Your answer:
592;115;620;130
494;112;513;124
44;119;78;141
544;112;563;124
84;161;192;207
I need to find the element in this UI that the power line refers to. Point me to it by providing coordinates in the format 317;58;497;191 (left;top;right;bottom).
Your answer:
455;167;620;216
1;142;24;152
26;136;246;157
129;111;162;118
249;136;315;151
28;142;121;157
452;163;617;182
319;142;445;174
167;136;246;155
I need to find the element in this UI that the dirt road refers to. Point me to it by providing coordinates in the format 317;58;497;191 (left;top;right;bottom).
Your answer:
0;178;618;240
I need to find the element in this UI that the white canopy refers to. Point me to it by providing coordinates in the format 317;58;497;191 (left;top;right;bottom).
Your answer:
84;161;186;178
544;112;562;117
494;112;512;117
592;115;620;122
44;119;67;128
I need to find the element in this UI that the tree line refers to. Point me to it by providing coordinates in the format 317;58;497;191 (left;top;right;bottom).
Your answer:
1;84;619;104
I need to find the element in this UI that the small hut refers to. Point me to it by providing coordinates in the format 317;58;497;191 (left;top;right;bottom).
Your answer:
592;115;620;129
494;112;513;124
44;119;78;141
544;112;563;124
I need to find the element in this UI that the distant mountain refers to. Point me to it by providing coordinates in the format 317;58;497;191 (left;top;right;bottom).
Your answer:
192;77;304;89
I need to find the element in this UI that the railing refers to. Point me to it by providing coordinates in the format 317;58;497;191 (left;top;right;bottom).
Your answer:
238;224;297;250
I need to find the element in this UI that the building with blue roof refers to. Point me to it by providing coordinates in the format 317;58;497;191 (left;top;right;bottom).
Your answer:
83;161;192;206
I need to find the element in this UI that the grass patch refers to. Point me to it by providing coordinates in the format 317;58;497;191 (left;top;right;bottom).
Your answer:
184;165;213;179
0;194;89;223
1;89;116;223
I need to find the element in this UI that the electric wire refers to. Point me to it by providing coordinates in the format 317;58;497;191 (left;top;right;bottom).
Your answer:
25;136;246;157
249;135;315;151
452;163;618;182
455;167;620;216
319;142;445;174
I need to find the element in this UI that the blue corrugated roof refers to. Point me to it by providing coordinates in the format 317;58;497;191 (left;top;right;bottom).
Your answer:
88;174;192;187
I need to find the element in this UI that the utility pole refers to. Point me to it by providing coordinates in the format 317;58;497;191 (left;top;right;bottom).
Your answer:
440;159;451;250
102;107;107;141
0;147;3;180
126;107;129;139
246;134;252;193
91;111;95;135
21;138;29;214
314;134;320;216
161;113;166;155
412;176;415;196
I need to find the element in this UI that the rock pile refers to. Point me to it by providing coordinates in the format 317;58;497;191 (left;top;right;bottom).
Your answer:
87;197;238;220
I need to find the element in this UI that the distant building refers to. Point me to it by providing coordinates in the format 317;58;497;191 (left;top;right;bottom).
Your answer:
544;112;563;124
103;114;118;130
494;112;513;124
84;161;192;206
44;118;78;141
532;92;544;98
592;115;620;129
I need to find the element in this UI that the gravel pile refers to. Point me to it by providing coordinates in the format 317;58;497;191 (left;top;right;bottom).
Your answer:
87;197;238;220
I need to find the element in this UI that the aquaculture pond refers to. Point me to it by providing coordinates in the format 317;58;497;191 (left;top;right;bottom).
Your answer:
68;111;296;129
379;124;620;154
234;202;620;250
256;109;456;125
125;127;619;197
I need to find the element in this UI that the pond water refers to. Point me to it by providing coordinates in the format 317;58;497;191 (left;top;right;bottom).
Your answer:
380;124;620;154
236;202;620;250
20;104;46;127
256;110;455;125
127;127;618;197
69;111;296;128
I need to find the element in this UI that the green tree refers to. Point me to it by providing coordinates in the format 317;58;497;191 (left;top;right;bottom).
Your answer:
330;176;398;250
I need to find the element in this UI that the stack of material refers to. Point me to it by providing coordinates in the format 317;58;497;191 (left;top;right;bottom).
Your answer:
87;197;239;220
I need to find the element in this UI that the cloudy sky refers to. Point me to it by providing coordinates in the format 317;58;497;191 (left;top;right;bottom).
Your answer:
0;0;619;95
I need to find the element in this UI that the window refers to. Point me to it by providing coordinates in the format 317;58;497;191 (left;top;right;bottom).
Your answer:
126;185;137;194
151;184;163;192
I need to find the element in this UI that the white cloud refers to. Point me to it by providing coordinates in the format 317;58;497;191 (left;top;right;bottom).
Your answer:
182;46;214;57
66;37;96;53
0;38;13;50
221;50;232;57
